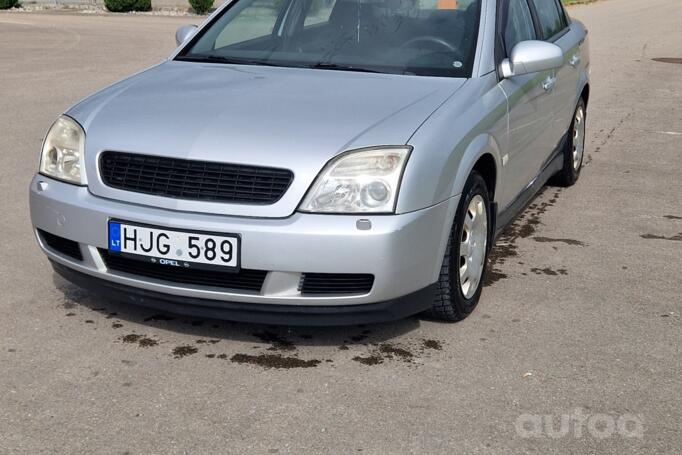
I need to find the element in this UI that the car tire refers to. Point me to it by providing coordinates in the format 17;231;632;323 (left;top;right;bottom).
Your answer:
552;98;587;187
426;171;491;322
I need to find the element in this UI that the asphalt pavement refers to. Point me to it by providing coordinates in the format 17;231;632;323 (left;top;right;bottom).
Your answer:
0;1;680;453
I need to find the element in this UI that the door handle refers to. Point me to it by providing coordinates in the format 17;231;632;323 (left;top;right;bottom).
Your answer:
542;76;557;92
569;54;581;67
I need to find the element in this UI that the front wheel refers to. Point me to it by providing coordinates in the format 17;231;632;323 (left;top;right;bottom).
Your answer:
427;171;491;321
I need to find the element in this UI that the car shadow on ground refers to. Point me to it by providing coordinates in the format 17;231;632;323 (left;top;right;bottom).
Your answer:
53;273;425;348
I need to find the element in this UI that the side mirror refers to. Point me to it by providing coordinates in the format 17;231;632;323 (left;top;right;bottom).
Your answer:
500;40;564;78
175;25;198;47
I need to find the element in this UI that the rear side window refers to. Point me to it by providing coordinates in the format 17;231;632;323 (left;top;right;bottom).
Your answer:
530;0;565;39
504;0;536;54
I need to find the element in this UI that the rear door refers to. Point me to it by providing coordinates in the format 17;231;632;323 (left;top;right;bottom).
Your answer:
528;0;579;158
548;0;584;137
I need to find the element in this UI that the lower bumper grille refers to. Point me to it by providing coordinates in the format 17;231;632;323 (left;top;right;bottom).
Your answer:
38;230;83;261
99;250;267;292
299;273;374;295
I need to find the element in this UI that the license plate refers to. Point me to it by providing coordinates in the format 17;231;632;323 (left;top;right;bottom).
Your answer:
108;221;240;272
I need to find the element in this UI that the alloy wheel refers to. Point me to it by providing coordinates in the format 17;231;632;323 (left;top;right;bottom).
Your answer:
573;106;586;171
459;195;487;299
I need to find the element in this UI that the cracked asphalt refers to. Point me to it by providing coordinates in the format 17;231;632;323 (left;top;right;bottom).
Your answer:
1;0;680;453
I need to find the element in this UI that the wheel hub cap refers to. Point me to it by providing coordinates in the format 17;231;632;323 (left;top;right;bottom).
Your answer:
573;106;585;171
459;195;487;299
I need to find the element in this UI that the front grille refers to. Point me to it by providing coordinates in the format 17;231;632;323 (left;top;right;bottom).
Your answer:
99;151;293;205
100;250;267;292
299;273;374;295
38;230;83;261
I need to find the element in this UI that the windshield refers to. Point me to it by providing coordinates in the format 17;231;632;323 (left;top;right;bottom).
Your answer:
177;0;481;77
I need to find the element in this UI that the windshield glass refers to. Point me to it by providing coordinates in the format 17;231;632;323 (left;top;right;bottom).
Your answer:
177;0;482;77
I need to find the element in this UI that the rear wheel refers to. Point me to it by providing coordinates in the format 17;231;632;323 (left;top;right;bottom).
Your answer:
553;99;587;187
427;171;490;321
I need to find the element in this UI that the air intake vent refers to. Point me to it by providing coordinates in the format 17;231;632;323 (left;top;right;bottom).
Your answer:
38;230;83;261
299;273;374;295
100;250;267;292
99;151;293;205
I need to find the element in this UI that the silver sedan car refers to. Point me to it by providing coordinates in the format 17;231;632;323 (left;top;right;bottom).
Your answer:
30;0;589;325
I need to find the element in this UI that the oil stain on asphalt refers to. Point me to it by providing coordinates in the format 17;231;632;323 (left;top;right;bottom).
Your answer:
252;330;296;351
485;189;563;285
351;338;444;366
640;233;682;241
483;188;594;285
378;344;414;361
138;338;158;347
195;339;220;345
120;333;158;348
230;353;322;369
530;267;568;276
422;339;442;350
172;345;198;358
121;334;143;344
202;325;444;369
352;354;384;365
532;237;586;246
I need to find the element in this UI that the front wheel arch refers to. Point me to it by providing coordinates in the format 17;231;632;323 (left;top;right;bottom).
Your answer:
580;83;590;108
449;134;502;203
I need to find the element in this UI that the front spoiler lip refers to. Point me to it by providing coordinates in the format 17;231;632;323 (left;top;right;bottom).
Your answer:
52;261;435;326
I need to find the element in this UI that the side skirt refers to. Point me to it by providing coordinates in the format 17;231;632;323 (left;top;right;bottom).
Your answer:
493;133;567;240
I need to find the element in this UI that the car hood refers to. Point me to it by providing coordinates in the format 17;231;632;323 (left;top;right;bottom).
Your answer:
69;61;466;217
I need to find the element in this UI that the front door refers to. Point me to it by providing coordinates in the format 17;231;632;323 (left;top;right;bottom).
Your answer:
498;0;557;208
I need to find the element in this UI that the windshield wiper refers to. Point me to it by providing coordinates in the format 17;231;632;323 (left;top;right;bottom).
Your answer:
177;55;387;73
176;54;281;67
308;62;384;74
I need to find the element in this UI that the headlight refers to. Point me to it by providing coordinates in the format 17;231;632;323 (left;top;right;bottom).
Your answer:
300;146;411;214
39;115;86;185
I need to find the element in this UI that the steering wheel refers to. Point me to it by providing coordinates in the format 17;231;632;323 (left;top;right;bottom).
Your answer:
402;36;456;52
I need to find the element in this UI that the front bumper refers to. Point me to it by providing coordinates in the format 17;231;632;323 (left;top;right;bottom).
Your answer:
51;261;437;325
30;175;459;318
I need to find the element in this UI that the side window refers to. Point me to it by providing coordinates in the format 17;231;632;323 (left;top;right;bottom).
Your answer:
504;0;536;55
530;0;565;39
304;0;337;27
